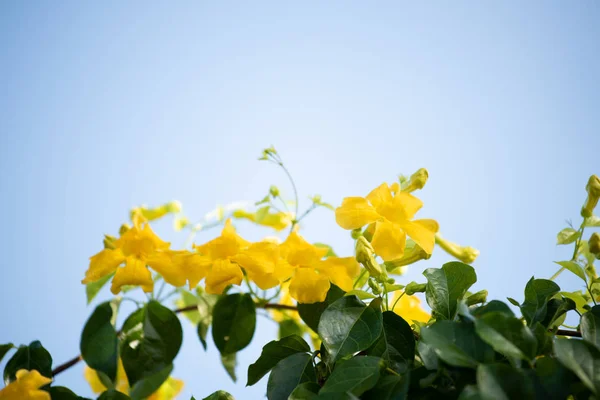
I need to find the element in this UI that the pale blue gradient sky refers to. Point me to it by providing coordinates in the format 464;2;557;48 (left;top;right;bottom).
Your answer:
1;2;599;399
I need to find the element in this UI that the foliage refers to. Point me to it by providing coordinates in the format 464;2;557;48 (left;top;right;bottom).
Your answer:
1;147;599;399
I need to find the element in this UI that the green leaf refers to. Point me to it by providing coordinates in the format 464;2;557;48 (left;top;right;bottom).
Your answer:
581;306;600;350
176;290;202;325
423;262;477;320
289;382;321;399
80;301;119;382
267;353;316;400
298;284;345;332
420;321;494;368
98;390;131;400
458;385;482;400
86;273;114;304
0;344;14;364
506;297;520;307
212;294;256;355
363;373;410;400
476;364;534;400
320;356;383;396
278;319;304;339
471;300;514;318
541;297;576;329
314;243;338;257
554;337;600;394
531;322;553;357
247;335;311;386
556;227;581;245
534;356;573;400
585;215;600;227
366;311;415;373
3;340;53;383
197;321;208;351
202;390;235;400
554;260;587;283
520;278;560;326
561;291;589;314
474;312;537;363
318;296;383;363
47;386;91;400
417;341;438;370
221;353;237;382
121;301;182;386
128;364;173;400
344;290;376;300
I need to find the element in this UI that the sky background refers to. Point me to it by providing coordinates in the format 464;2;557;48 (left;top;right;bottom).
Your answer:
1;1;599;399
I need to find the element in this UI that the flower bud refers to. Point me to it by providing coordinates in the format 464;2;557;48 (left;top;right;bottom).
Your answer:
119;223;131;236
355;236;382;277
269;185;280;197
368;278;381;295
384;244;430;273
589;232;600;260
405;281;427;296
435;234;480;264
466;290;488;306
582;175;600;218
103;234;117;249
351;228;363;240
402;168;429;193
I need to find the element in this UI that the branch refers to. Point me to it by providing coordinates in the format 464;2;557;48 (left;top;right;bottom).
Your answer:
51;302;298;377
556;328;582;338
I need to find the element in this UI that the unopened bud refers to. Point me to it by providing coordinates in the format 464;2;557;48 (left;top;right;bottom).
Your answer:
582;175;600;218
368;278;381;295
355;237;382;277
590;232;600;260
269;185;280;197
405;281;427;296
466;290;488;306
351;228;363;240
103;234;117;249
402;168;429;193
119;223;131;236
435;233;480;264
384;244;430;273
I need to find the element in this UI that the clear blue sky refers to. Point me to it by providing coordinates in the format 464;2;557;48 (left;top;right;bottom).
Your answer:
1;2;599;399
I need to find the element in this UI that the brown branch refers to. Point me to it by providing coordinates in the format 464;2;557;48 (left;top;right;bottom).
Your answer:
51;302;298;377
556;328;582;338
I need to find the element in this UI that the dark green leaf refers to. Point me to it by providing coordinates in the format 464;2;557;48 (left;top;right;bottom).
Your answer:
533;357;573;400
267;353;316;400
417;341;438;371
581;306;600;350
420;321;494;368
554;337;600;394
476;364;534;400
298;284;345;332
197;321;208;351
366;311;415;373
320;356;383;396
202;390;235;400
474;312;537;363
289;382;321;399
531;323;552;357
541;298;576;329
212;294;256;355
318;296;383;363
121;301;182;386
363;373;410;400
506;297;520;307
221;353;237;382
86;273;114;304
80;301;119;382
47;386;91;400
520;278;560;326
128;363;173;400
97;390;131;400
423;262;477;320
0;344;14;364
471;301;514;318
247;335;311;386
458;385;482;400
3;341;52;383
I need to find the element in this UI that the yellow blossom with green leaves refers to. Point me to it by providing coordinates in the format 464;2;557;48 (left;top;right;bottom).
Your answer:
0;370;52;400
391;292;431;323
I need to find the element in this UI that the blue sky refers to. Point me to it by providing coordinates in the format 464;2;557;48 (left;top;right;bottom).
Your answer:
1;2;599;399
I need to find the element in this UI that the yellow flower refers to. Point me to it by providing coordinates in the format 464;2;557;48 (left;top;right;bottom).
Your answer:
0;370;52;400
192;219;250;294
335;183;439;261
232;209;293;231
391;292;431;323
281;231;359;303
434;233;479;264
232;242;293;290
84;362;183;400
82;221;174;294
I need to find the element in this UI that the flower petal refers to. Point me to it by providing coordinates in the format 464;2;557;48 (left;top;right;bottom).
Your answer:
289;268;330;304
366;183;394;209
335;197;380;230
281;231;328;267
393;192;423;220
147;377;184;400
400;219;439;254
391;292;431;323
0;370;53;400
205;259;243;294
318;257;360;292
371;220;407;261
194;219;250;260
110;258;153;294
82;249;125;284
146;250;188;287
